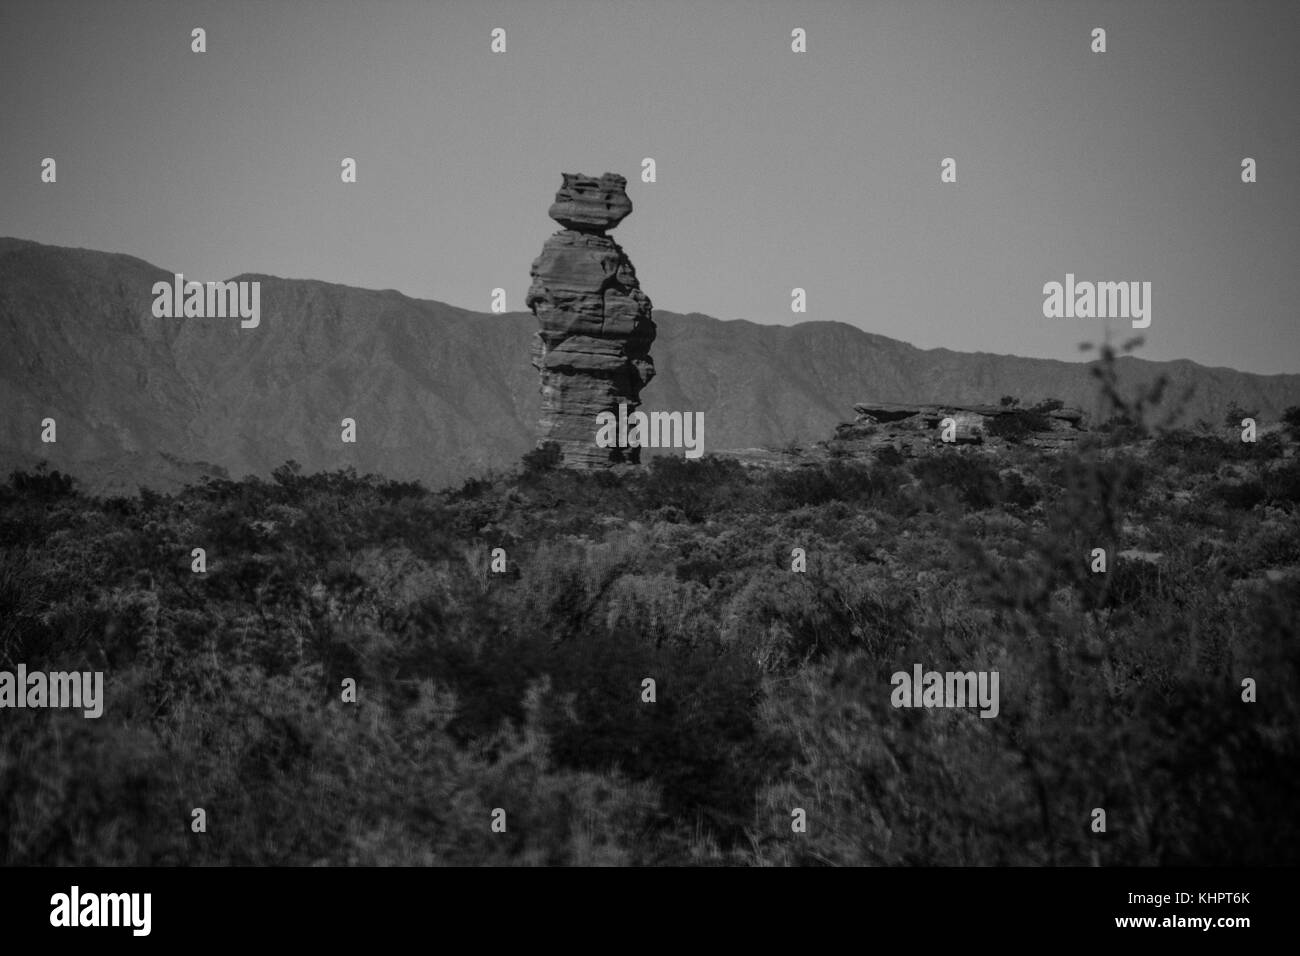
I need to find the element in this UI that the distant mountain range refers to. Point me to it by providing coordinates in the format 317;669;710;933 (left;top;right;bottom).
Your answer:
3;237;1299;494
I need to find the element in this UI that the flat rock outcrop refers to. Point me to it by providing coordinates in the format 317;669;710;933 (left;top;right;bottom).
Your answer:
528;173;655;468
831;401;1088;454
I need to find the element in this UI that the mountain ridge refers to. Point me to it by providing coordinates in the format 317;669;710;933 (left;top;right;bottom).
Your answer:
3;237;1299;494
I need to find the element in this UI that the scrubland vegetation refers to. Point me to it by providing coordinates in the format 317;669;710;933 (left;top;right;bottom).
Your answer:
2;365;1298;866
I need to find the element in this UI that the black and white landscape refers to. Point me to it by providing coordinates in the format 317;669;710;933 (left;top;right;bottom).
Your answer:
1;0;1298;882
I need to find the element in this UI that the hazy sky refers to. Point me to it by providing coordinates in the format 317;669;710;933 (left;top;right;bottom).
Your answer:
2;0;1297;373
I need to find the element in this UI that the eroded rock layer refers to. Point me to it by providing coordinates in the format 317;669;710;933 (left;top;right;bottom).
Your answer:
548;172;634;232
528;173;655;468
831;401;1088;454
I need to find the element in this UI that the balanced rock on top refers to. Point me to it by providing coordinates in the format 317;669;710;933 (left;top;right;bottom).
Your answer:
547;172;634;232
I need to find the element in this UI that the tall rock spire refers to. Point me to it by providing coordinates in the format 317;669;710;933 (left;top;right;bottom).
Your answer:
527;173;656;467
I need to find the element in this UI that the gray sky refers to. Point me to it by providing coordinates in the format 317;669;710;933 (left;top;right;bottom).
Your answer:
2;0;1297;373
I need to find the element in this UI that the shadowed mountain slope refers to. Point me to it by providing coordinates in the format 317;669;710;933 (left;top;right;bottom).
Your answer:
3;238;1298;493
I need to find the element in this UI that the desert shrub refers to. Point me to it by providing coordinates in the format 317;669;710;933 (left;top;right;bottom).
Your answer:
1153;429;1281;471
1224;402;1259;428
755;460;904;512
6;466;76;499
750;651;1033;866
987;407;1052;443
676;553;729;586
1151;431;1231;472
911;454;1002;509
1283;405;1300;442
874;445;906;467
1000;470;1041;510
826;460;904;505
538;627;778;848
640;455;749;520
1209;461;1300;511
1096;418;1146;446
764;467;839;509
520;441;563;478
1212;480;1265;510
1262;460;1300;506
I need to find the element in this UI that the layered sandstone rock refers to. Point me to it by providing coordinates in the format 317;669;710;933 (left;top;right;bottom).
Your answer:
528;173;655;468
831;401;1088;454
548;172;634;231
